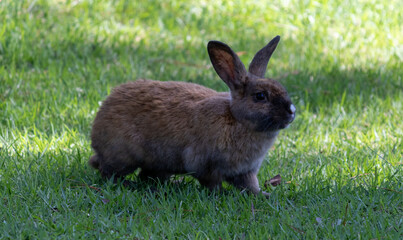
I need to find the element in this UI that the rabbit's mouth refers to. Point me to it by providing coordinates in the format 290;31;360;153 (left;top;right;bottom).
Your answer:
244;110;295;132
281;113;296;129
278;104;296;129
258;112;295;131
279;121;292;129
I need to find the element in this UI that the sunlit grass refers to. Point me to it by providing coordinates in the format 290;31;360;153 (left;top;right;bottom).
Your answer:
0;0;402;238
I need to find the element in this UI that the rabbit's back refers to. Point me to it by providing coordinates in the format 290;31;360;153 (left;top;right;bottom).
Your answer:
94;79;219;138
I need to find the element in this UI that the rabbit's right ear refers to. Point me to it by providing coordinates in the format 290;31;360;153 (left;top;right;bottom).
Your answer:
248;36;280;78
208;41;247;90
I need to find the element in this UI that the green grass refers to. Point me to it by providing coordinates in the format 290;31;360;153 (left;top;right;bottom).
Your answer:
1;0;402;238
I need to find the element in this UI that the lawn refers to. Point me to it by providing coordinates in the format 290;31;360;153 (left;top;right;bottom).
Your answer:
0;0;402;239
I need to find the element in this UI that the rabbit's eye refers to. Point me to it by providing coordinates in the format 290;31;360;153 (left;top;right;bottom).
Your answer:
254;92;266;101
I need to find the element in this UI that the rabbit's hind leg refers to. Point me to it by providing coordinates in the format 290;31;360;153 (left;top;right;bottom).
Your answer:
93;150;139;183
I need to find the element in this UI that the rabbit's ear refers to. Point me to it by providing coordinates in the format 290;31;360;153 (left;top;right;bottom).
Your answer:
208;41;247;90
248;36;280;78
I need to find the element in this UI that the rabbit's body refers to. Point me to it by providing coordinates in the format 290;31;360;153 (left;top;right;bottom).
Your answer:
90;36;295;194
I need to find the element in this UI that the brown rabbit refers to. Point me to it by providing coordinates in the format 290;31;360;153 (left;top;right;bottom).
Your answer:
89;36;296;195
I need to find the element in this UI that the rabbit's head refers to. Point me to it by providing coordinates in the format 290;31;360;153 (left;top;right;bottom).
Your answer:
208;36;295;132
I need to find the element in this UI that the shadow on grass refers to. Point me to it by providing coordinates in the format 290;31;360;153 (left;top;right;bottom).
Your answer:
3;31;402;110
283;65;402;112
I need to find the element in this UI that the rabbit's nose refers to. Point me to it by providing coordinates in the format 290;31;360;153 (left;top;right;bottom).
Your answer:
287;104;296;123
289;104;296;114
287;104;296;115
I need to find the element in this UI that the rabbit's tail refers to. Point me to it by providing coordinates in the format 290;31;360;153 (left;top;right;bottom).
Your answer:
89;154;100;169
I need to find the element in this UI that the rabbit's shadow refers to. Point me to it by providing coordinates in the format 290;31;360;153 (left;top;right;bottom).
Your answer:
83;170;263;200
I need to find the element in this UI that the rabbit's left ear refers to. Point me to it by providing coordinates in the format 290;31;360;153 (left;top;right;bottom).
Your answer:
207;41;247;91
248;36;280;78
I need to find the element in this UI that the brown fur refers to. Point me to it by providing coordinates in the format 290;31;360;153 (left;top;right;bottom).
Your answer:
89;36;295;195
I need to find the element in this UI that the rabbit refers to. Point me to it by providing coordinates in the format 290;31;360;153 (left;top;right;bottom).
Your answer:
89;35;296;195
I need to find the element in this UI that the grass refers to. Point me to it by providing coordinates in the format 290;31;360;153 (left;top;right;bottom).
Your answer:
0;0;402;239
